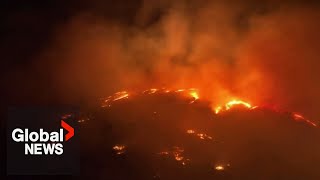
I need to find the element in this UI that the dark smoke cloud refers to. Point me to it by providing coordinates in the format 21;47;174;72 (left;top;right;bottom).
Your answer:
3;0;320;121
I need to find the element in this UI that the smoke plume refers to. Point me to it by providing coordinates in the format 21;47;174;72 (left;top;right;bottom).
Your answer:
5;0;320;120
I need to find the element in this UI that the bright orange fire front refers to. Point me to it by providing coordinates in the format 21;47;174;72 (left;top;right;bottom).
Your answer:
214;100;255;114
100;88;317;127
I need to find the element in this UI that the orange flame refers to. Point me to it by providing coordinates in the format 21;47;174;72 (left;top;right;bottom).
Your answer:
113;144;126;155
186;129;213;140
225;100;252;109
100;88;317;127
158;146;189;165
113;91;129;101
292;113;317;127
189;90;199;100
215;165;225;171
214;100;254;114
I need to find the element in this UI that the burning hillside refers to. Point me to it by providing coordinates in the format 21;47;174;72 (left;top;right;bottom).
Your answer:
76;88;320;179
99;88;318;127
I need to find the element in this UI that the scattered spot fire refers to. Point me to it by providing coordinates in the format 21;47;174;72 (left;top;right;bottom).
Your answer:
186;129;213;140
113;144;126;155
101;91;129;107
214;163;231;171
215;165;225;171
292;112;317;127
158;146;190;166
101;88;200;107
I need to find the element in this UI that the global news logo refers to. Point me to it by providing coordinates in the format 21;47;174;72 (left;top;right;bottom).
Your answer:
11;120;74;155
7;107;79;175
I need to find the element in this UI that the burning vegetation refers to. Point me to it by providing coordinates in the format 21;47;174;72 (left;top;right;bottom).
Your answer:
75;87;320;179
100;88;318;127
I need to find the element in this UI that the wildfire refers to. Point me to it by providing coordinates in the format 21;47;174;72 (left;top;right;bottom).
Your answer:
176;88;199;103
214;106;223;114
225;100;252;109
113;145;126;155
113;91;129;101
189;89;199;100
214;100;254;114
158;146;190;166
292;113;317;127
214;163;230;171
100;88;318;127
197;133;213;140
101;88;200;107
143;88;158;94
187;129;195;134
101;91;129;107
175;89;186;92
187;129;213;140
215;165;225;171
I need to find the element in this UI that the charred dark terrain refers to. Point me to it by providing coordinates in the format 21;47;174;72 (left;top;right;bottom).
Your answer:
76;92;320;180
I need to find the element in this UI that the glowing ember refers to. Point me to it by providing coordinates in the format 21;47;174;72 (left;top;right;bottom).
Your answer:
187;129;195;134
158;151;169;155
158;146;190;166
292;113;305;120
113;91;129;101
113;145;126;155
175;89;186;92
61;113;73;120
172;146;184;161
197;133;205;139
292;113;317;127
77;116;91;123
113;145;125;150
101;91;129;107
197;133;213;140
77;119;85;123
187;129;213;140
215;165;225;171
143;88;158;94
174;155;184;161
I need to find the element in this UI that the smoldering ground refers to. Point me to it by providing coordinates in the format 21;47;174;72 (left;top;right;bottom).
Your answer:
80;92;320;179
